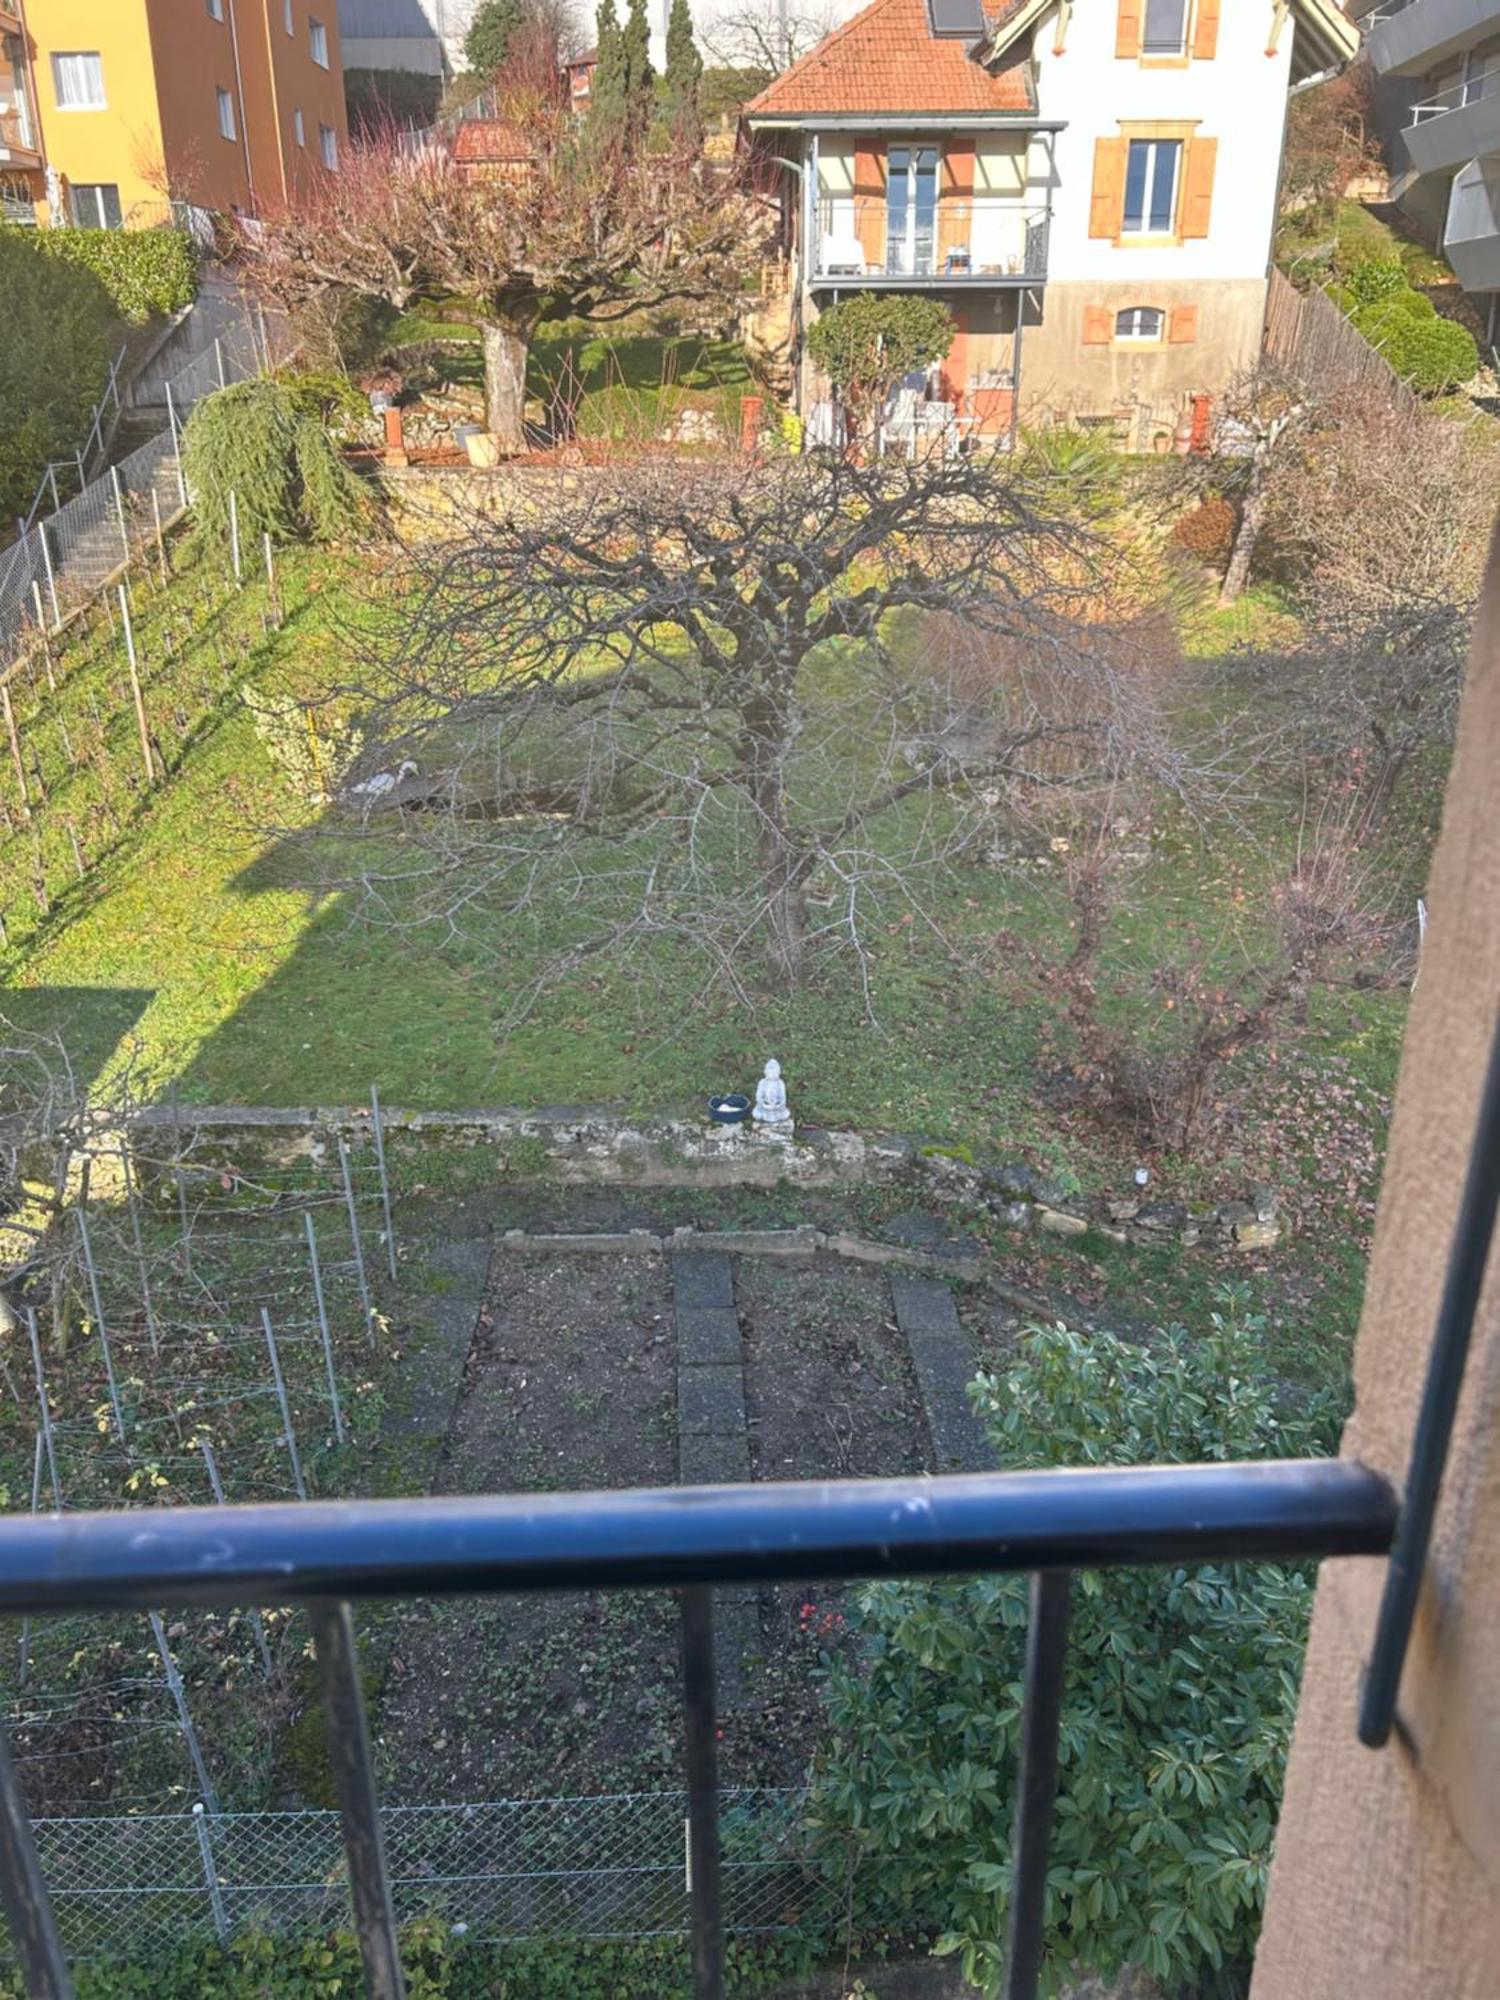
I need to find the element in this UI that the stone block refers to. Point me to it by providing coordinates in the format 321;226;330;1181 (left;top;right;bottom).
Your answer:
677;1307;742;1367
680;1428;751;1485
672;1251;735;1311
1233;1219;1281;1250
678;1365;746;1437
1038;1207;1089;1236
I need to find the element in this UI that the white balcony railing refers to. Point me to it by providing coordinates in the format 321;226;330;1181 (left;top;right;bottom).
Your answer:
812;199;1050;284
1410;65;1500;122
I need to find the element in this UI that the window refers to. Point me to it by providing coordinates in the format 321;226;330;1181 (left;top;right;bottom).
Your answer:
319;121;337;169
207;0;224;19
294;107;305;146
885;144;938;276
1122;138;1181;235
310;17;329;66
284;0;295;30
1116;306;1165;341
51;52;105;110
1142;0;1189;56
217;86;237;141
69;182;121;228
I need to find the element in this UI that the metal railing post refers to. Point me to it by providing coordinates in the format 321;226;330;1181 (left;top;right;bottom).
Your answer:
191;1802;230;1945
338;1136;376;1344
369;1086;397;1281
0;1720;73;1998
261;1308;307;1501
1004;1570;1072;2000
681;1586;724;2000
38;521;60;629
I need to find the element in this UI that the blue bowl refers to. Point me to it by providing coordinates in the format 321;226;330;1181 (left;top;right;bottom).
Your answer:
708;1093;751;1125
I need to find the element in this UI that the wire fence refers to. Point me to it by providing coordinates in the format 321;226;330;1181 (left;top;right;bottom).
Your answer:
0;300;266;669
9;1789;841;1963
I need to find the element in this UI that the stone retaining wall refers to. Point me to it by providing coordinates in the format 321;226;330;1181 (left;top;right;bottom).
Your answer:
131;1101;1282;1253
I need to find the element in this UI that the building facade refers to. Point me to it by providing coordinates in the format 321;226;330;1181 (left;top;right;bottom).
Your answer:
2;0;348;228
745;0;1358;443
1358;0;1500;329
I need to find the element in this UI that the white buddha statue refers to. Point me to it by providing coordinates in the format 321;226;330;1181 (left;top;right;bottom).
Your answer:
752;1058;793;1133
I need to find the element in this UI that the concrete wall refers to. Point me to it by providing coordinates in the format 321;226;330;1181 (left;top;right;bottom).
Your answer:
1251;522;1500;1998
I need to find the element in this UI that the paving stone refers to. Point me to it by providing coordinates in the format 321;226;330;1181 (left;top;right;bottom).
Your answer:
678;1365;746;1437
677;1306;743;1367
679;1428;751;1485
672;1251;735;1311
380;1239;490;1468
888;1272;994;1475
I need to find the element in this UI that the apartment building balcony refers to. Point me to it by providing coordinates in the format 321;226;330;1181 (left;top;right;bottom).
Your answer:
809;198;1050;289
1402;66;1500;172
1442;153;1500;286
1365;0;1500;76
0;53;41;166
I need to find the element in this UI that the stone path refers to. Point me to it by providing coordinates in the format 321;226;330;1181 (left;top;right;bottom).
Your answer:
671;1250;757;1703
886;1272;995;1473
380;1238;492;1487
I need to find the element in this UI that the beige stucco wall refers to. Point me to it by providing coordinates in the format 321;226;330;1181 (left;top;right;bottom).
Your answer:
1020;277;1267;430
1251;522;1500;1998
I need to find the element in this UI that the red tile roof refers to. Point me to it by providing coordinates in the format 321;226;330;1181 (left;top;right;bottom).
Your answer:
743;0;1034;119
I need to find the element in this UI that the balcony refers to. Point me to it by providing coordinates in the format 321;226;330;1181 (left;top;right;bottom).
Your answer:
1442;153;1500;287
0;1460;1397;2000
1402;67;1500;171
809;199;1050;290
0;77;40;164
1366;0;1500;76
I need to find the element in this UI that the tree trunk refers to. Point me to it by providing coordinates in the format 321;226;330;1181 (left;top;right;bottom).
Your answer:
1219;464;1270;607
481;320;532;455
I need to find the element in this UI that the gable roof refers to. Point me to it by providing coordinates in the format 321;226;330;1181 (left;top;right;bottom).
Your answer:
981;0;1359;74
743;0;1036;120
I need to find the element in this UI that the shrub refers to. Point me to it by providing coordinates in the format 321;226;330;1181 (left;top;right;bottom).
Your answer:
182;374;369;552
805;293;956;420
1171;493;1238;564
1343;255;1407;306
0;230;114;517
1353;300;1478;392
24;223;198;322
807;1300;1338;1996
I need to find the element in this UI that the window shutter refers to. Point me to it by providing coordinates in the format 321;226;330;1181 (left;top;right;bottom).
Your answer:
1180;137;1217;238
1090;139;1127;238
1168;304;1198;343
1115;0;1143;58
1192;0;1221;60
1083;306;1114;345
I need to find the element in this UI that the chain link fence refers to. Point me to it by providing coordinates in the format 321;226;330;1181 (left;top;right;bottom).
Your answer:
15;1789;841;1963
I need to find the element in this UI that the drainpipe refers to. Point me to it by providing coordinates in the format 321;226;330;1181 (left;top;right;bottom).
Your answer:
225;0;257;214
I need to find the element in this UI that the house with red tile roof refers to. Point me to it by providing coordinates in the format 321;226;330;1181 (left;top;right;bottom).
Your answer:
744;0;1359;444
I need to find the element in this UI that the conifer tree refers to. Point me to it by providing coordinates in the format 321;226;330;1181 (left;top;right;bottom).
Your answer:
660;0;704;148
591;0;627;131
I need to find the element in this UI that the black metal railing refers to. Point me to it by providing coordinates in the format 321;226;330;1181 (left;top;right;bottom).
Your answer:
0;1458;1396;2000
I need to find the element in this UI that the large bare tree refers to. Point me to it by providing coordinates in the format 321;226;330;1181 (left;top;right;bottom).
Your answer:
303;449;1186;1011
251;33;759;451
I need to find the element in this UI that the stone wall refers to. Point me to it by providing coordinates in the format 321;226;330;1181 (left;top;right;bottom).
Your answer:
131;1101;1280;1253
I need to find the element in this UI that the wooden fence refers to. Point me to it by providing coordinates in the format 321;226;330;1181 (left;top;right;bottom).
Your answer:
1263;268;1419;418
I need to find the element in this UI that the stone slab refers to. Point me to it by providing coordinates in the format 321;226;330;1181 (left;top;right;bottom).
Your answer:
677;1306;743;1367
672;1251;735;1311
678;1365;747;1438
888;1272;994;1475
679;1428;751;1486
378;1238;491;1480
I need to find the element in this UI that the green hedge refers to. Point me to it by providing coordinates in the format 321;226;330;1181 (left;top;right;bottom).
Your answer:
0;1923;817;1999
1330;254;1478;395
0;230;114;518
9;222;199;323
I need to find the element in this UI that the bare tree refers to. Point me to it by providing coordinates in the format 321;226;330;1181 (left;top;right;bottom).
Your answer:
250;39;760;451
303;450;1185;1011
702;0;840;77
1009;804;1407;1155
1208;368;1311;607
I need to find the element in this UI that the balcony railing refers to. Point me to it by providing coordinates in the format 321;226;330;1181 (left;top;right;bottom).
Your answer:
0;96;37;158
1409;65;1500;122
0;1459;1396;2000
811;199;1050;285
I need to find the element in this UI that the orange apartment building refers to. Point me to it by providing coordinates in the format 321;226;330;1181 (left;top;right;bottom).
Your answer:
0;0;348;228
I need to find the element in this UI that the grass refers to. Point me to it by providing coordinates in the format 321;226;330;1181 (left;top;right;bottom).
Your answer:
1276;195;1456;290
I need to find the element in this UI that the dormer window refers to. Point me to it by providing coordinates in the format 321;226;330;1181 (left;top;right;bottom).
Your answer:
1143;0;1190;57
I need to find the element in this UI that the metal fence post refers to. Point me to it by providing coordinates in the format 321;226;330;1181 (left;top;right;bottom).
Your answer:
24;1310;61;1508
166;383;188;508
17;1432;44;1687
369;1087;397;1281
338;1136;376;1344
38;520;60;629
46;464;60;514
0;1718;74;1999
30;584;56;692
214;335;227;390
305;1213;347;1447
75;1200;128;1451
119;1139;160;1357
149;1612;220;1816
119;585;155;784
199;1439;274;1675
191;1802;230;1945
110;464;130;563
262;1308;308;1500
228;489;241;585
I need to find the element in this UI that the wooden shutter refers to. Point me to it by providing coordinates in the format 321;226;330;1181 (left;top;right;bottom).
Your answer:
1083;306;1114;345
1180;137;1217;239
1090;138;1127;238
1116;0;1143;58
1168;304;1198;343
1192;0;1221;60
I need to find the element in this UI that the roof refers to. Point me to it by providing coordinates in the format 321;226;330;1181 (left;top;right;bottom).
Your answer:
451;118;534;163
743;0;1035;121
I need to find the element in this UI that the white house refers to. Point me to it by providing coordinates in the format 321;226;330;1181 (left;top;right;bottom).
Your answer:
744;0;1360;443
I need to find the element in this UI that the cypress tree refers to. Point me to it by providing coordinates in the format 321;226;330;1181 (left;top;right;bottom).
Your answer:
621;0;654;137
661;0;703;149
591;0;627;133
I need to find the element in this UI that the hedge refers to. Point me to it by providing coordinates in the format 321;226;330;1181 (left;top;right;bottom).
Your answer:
1353;297;1478;393
10;222;199;323
0;230;114;518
